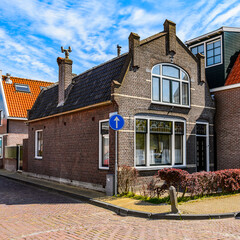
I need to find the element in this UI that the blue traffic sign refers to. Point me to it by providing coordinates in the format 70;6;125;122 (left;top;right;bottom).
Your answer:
109;114;125;131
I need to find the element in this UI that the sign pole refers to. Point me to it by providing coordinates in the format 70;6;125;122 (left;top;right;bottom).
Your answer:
109;114;124;197
115;130;118;196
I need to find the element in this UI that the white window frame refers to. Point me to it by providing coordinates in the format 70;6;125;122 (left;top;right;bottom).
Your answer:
151;63;191;108
35;130;43;159
134;116;186;170
189;35;223;68
99;119;109;170
196;121;209;172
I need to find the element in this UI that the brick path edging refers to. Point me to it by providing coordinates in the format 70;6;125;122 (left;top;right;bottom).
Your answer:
0;173;239;221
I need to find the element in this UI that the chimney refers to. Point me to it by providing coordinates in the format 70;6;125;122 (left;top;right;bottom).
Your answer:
196;53;206;84
164;19;177;55
117;44;122;56
5;73;12;84
57;46;73;106
128;32;140;70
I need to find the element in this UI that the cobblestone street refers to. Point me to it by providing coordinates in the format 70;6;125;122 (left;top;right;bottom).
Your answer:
0;176;240;240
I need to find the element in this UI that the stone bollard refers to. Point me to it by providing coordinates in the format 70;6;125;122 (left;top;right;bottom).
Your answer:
169;186;179;213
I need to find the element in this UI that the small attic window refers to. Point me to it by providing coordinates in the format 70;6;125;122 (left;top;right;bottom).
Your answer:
15;84;30;93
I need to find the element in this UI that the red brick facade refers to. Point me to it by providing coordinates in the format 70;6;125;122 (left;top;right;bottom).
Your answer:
28;104;117;188
213;86;240;169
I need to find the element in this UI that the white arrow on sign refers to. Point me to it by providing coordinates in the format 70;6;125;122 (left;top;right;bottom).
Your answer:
114;116;119;129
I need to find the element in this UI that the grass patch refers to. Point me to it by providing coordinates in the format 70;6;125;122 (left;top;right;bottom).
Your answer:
118;191;240;205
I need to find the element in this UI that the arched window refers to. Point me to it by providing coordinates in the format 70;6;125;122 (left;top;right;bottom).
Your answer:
152;64;190;107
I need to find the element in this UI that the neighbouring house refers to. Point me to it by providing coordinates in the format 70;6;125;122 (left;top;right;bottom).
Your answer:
210;53;240;170
26;20;215;194
0;71;52;171
186;26;240;88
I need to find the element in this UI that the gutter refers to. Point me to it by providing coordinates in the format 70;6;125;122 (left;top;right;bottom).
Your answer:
210;83;240;93
27;101;112;123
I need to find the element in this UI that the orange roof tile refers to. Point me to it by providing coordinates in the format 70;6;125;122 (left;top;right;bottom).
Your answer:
225;53;240;86
2;76;53;118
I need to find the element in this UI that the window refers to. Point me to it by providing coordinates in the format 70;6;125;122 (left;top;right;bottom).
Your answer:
99;120;109;169
152;64;190;107
15;84;30;93
135;117;186;168
206;39;221;66
0;137;2;158
35;130;43;158
191;44;204;55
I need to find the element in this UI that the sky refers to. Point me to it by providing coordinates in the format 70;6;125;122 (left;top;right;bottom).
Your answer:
0;0;240;83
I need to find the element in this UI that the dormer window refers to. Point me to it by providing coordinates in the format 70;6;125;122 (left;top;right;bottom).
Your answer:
152;64;190;107
15;84;30;93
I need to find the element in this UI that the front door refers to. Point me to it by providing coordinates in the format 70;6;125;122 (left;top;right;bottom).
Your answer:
196;123;209;172
196;136;206;171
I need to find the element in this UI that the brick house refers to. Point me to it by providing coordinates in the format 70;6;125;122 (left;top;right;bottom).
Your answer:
0;71;52;171
27;20;215;193
210;53;240;170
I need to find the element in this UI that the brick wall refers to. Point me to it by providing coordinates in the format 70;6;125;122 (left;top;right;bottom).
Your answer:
28;104;117;189
214;87;240;169
23;138;28;171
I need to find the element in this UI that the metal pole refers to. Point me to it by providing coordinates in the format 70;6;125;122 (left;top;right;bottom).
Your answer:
115;131;118;196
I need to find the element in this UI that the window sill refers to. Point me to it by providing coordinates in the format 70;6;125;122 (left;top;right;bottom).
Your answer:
135;165;186;171
151;101;190;108
99;167;109;170
35;156;42;160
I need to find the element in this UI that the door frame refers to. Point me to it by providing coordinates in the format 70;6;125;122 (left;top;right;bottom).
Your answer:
196;121;209;172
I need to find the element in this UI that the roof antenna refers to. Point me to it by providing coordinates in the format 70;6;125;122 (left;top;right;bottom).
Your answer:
117;45;122;56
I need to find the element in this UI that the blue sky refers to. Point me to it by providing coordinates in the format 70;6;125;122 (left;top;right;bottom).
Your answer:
0;0;240;82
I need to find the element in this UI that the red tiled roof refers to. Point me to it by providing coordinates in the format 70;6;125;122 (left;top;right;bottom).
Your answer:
2;76;53;118
225;53;240;86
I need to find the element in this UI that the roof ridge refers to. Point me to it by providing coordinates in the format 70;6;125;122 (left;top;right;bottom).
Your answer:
2;75;53;84
73;53;128;80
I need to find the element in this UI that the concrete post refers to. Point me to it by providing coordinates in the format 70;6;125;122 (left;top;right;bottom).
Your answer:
169;186;179;213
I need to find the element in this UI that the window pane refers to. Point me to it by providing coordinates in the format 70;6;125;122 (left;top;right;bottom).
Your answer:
102;135;109;167
214;47;221;55
214;40;221;48
152;65;160;75
172;81;180;104
207;49;213;57
136;119;147;133
150;134;171;165
37;131;43;157
182;83;189;105
191;47;197;55
214;55;221;63
101;122;109;135
152;76;160;101
15;84;30;93
162;79;170;102
175;122;184;135
136;133;146;166
207;43;213;50
181;71;188;81
198;44;204;54
162;65;180;79
196;124;206;135
175;135;183;165
207;57;213;66
150;120;172;134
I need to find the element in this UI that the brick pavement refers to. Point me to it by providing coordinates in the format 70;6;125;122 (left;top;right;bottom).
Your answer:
0;176;240;240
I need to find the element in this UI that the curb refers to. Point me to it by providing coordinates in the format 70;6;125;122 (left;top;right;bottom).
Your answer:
0;173;238;220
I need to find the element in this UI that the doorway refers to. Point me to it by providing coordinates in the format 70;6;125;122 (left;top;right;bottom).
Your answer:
196;122;209;172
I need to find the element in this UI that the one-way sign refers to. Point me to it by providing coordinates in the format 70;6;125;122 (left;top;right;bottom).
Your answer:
109;114;125;131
